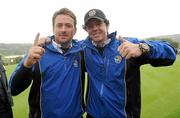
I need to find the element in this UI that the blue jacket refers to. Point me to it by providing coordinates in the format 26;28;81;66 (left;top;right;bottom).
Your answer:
10;39;84;118
83;32;176;118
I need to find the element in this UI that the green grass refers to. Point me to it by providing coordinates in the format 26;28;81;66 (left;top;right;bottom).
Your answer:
5;56;180;118
141;55;180;118
6;64;30;118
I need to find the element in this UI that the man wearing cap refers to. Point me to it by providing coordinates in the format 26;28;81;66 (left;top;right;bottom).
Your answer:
82;9;177;118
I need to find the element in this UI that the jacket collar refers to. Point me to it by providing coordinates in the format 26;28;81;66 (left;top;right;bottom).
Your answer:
45;35;83;55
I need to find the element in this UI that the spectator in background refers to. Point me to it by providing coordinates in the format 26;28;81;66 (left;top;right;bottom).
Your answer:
0;55;13;118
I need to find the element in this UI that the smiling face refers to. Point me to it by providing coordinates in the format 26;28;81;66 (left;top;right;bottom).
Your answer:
53;14;76;45
85;18;109;44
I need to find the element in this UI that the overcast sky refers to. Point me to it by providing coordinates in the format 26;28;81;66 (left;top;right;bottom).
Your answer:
0;0;179;43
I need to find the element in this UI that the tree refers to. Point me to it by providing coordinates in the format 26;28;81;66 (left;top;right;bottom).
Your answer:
146;37;179;49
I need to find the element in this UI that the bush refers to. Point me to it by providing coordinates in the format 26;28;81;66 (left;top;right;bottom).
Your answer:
2;55;23;66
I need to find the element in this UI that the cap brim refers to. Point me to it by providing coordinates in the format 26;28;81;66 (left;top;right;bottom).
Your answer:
85;16;104;25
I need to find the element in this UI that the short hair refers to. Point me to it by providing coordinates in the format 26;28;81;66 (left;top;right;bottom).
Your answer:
52;8;77;28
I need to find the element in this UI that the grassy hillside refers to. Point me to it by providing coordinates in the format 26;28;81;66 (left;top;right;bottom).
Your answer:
6;56;180;118
0;43;31;56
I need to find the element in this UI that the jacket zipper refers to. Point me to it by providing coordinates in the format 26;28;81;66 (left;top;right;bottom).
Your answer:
64;55;67;70
100;52;109;97
38;61;43;118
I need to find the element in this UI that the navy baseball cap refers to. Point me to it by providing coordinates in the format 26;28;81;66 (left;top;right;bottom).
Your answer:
84;9;108;26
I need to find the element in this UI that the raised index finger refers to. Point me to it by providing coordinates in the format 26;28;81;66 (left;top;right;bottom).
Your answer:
33;32;40;46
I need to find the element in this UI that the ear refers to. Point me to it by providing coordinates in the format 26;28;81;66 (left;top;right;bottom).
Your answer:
106;24;109;30
106;20;110;29
74;27;77;35
82;25;87;31
52;27;55;34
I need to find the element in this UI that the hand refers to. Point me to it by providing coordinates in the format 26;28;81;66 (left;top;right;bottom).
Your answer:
23;33;49;68
117;36;142;59
34;33;51;48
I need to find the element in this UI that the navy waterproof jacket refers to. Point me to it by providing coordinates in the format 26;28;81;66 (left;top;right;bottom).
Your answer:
10;39;84;118
83;32;176;118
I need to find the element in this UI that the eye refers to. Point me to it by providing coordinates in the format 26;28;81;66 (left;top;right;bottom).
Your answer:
56;23;63;28
66;23;73;28
86;20;103;30
86;24;93;29
96;22;102;26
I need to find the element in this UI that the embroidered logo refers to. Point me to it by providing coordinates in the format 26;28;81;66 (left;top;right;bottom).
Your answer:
88;10;96;17
73;60;78;67
114;55;122;63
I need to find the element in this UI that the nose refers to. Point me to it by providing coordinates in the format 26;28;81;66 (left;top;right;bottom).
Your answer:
60;25;67;34
61;25;66;31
